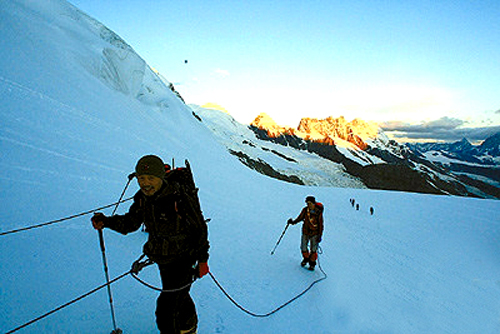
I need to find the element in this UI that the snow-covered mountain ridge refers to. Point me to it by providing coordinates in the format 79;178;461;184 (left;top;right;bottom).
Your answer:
2;1;500;333
194;107;500;199
190;106;367;188
408;134;500;166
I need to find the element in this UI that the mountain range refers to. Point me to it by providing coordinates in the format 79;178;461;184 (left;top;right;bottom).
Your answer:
2;1;500;333
408;134;500;165
192;108;500;199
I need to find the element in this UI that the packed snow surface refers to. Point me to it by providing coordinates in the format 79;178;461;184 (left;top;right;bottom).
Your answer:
1;1;500;333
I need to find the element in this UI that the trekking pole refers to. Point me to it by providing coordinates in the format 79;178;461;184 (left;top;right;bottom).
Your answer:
96;176;133;334
98;230;122;334
270;223;290;255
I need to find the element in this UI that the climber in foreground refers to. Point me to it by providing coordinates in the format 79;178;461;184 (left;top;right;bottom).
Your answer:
288;196;324;271
91;155;210;334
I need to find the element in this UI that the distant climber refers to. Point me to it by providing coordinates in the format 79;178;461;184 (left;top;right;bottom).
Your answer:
370;207;374;215
288;196;324;271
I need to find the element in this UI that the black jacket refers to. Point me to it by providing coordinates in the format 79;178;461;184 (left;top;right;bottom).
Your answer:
105;181;209;265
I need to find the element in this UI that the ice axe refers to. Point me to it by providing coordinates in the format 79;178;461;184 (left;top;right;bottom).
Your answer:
270;222;290;255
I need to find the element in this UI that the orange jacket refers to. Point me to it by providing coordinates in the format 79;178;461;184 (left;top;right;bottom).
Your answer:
293;206;324;238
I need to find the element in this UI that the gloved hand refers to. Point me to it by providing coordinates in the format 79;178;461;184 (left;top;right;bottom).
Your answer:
317;236;322;243
197;262;209;278
287;218;294;225
91;212;107;230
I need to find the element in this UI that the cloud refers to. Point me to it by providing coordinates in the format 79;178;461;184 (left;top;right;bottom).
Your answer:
214;68;230;77
380;117;464;133
380;117;500;142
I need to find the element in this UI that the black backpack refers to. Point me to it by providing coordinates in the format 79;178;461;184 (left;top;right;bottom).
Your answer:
164;159;209;228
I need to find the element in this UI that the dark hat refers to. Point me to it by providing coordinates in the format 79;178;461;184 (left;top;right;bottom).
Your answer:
305;196;316;204
135;155;166;179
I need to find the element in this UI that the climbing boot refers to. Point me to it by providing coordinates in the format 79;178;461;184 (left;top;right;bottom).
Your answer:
308;260;316;271
179;326;197;334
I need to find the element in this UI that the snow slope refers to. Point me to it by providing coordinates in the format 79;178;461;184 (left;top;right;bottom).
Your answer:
1;1;500;333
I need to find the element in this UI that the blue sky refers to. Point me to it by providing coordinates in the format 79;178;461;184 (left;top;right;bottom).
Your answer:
70;0;500;142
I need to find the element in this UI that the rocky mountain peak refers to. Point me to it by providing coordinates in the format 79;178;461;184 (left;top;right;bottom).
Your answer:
480;132;500;156
252;114;382;150
252;112;277;127
297;116;379;141
251;113;290;137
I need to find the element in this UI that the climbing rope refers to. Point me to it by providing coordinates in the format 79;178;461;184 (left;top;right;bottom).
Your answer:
3;176;136;333
208;256;327;318
130;251;328;318
4;254;192;333
4;250;328;332
129;255;195;293
0;197;133;236
130;254;328;317
131;271;194;293
5;270;131;334
2;170;328;330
